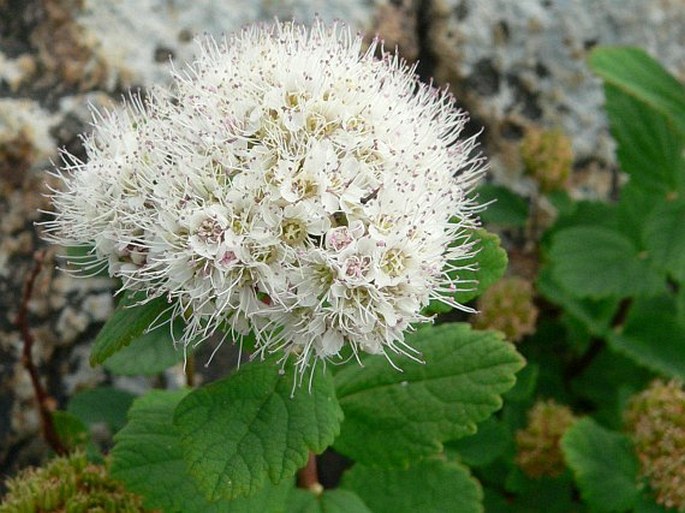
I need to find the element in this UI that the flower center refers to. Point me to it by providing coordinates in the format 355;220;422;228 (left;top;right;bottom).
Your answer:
380;248;407;278
344;254;371;279
197;218;224;244
281;218;307;245
327;226;353;251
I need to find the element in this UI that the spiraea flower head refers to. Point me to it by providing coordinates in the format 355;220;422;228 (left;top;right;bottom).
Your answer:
42;20;485;375
516;399;577;478
625;379;685;512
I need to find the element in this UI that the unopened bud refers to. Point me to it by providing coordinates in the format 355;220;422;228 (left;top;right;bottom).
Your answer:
516;399;577;478
0;452;149;512
474;276;538;343
521;127;573;193
625;380;685;512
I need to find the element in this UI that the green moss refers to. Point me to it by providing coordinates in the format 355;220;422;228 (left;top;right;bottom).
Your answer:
0;452;153;513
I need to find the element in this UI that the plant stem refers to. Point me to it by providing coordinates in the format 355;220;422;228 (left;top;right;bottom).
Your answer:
564;298;632;382
16;249;67;456
297;452;323;493
564;337;604;382
185;353;196;387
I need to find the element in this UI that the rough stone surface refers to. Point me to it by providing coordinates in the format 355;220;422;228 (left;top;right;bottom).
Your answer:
76;0;379;88
432;0;685;198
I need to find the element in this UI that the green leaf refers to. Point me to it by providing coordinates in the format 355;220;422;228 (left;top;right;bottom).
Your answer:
589;46;685;136
571;348;652;430
561;418;640;512
90;292;171;366
547;190;575;217
333;323;524;467
425;229;508;314
174;359;343;501
548;226;664;299
110;390;291;513
537;267;618;337
678;287;685;326
503;362;539;402
342;458;482;513
540;200;617;253
454;230;508;304
609;295;685;380
552;200;618;232
287;489;372;513
445;416;511;468
633;493;673;513
616;182;662;247
643;198;685;282
103;320;187;376
604;83;684;196
477;184;529;227
52;410;91;451
503;472;579;513
67;386;135;433
482;488;512;513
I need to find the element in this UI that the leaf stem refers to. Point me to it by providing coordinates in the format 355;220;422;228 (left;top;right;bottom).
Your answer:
564;298;632;382
185;352;196;387
16;249;67;456
297;452;323;493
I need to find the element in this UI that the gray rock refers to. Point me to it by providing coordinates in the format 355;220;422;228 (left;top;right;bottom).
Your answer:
77;0;379;88
434;0;684;194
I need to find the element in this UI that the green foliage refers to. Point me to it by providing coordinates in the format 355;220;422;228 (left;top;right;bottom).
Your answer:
103;320;187;375
588;46;685;136
342;458;482;513
643;199;685;282
453;229;509;305
537;45;685;386
445;416;511;468
333;323;524;467
173;359;343;501
537;268;618;338
111;390;291;513
477;184;530;227
287;489;372;513
609;296;685;381
51;411;91;452
561;418;640;512
603;82;684;196
90;292;171;366
67;386;136;433
450;45;684;513
548;226;664;299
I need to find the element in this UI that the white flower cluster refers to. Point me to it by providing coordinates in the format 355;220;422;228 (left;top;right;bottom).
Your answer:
43;20;485;373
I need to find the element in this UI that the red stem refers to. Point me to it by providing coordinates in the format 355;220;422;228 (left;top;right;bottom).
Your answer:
297;453;322;492
16;249;67;456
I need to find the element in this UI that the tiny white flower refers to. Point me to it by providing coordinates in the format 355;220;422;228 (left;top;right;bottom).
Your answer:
42;19;486;376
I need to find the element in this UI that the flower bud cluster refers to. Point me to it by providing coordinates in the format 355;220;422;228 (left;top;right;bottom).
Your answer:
516;399;577;478
43;20;484;372
473;276;538;343
625;379;685;512
0;453;148;513
520;127;573;193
